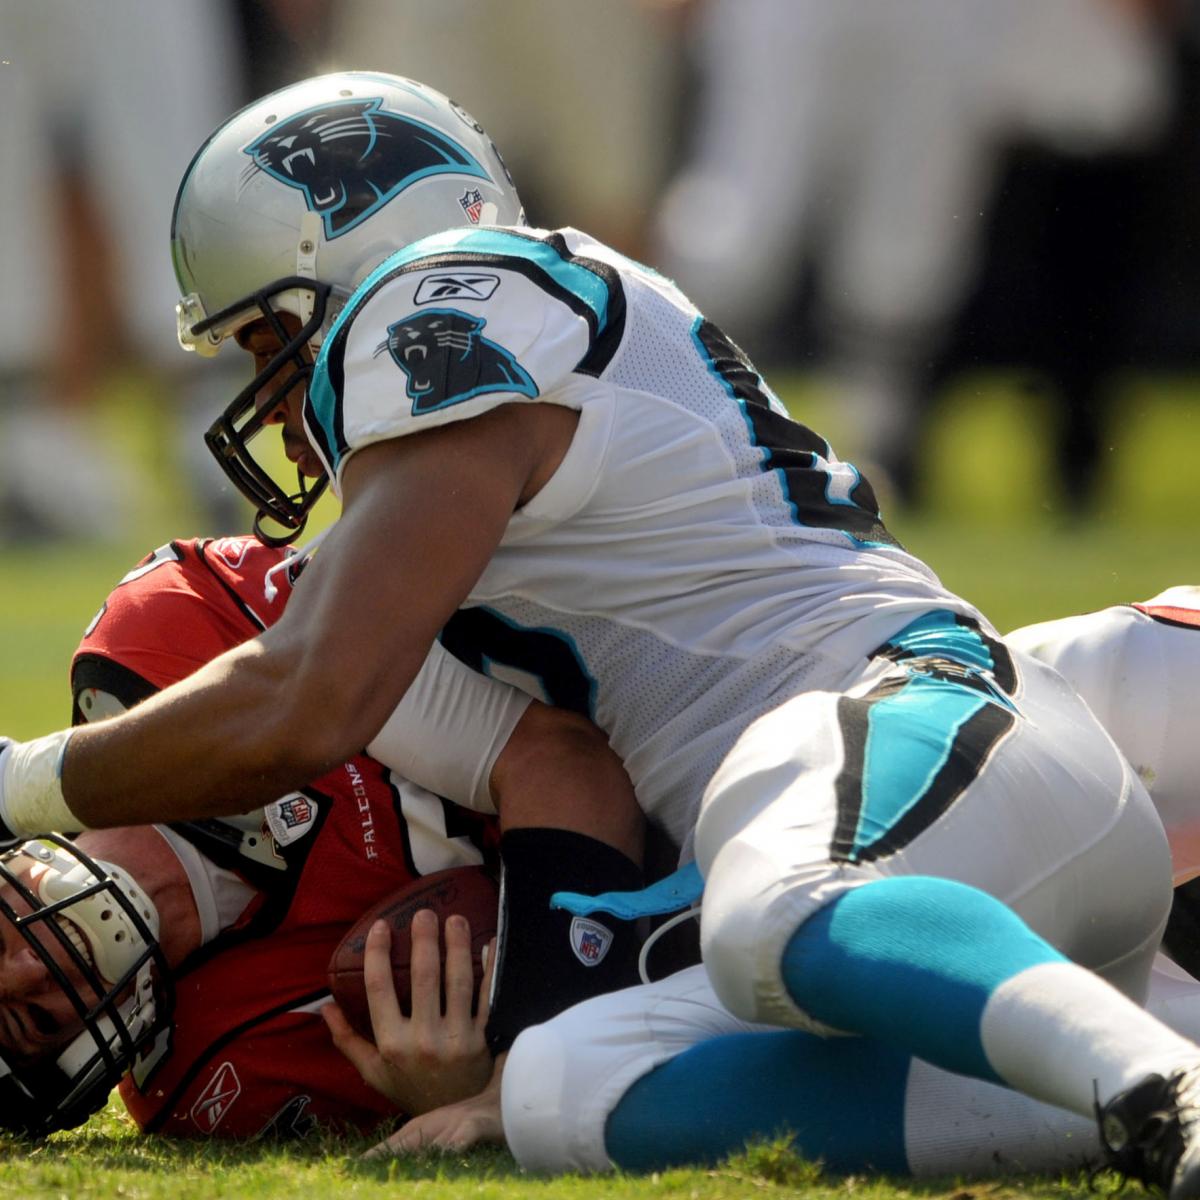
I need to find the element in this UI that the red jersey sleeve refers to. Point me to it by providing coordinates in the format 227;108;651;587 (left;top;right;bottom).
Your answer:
73;537;297;704
120;925;394;1138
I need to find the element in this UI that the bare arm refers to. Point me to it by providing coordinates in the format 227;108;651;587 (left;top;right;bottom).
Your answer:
59;404;570;830
490;702;644;863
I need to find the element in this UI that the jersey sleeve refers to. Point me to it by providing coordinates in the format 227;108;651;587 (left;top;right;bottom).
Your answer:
305;227;625;491
366;639;531;813
71;537;292;709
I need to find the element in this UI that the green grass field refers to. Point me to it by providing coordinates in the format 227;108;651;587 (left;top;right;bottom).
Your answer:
0;372;1194;1195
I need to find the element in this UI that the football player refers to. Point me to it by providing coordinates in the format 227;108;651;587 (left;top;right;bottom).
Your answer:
2;73;1198;1193
0;533;643;1137
492;586;1200;1175
1008;586;1200;986
1008;587;1200;887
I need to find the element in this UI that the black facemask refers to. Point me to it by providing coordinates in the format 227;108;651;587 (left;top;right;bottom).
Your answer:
192;277;334;546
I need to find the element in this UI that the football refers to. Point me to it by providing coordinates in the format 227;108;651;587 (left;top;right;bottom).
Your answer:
327;865;499;1038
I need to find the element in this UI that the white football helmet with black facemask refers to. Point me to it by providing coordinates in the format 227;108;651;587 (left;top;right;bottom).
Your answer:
0;835;172;1136
171;71;525;544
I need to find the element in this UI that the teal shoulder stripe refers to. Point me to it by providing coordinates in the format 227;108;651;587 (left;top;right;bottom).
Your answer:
310;229;616;472
306;366;340;474
351;228;611;332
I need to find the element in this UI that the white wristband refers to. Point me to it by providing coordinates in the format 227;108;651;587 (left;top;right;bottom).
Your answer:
0;730;83;835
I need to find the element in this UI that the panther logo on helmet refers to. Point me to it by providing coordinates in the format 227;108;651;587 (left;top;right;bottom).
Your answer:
243;98;492;240
376;309;537;415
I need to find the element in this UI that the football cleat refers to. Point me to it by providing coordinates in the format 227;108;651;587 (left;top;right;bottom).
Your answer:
1098;1066;1200;1199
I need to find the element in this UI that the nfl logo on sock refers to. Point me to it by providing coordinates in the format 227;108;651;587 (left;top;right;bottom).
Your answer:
569;916;613;966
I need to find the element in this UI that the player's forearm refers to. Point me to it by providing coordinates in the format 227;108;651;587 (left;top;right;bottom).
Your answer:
64;654;308;827
5;640;343;833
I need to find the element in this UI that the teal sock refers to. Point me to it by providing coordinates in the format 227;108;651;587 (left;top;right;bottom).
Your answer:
605;1029;911;1173
782;876;1065;1081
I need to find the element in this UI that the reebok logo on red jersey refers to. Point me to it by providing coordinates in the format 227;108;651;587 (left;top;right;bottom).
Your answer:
190;1061;242;1133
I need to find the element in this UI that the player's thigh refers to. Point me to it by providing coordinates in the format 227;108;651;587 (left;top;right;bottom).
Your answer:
694;655;1171;1020
503;966;752;1173
887;652;1171;994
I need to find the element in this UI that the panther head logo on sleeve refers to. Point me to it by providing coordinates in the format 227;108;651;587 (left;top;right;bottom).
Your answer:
376;309;537;414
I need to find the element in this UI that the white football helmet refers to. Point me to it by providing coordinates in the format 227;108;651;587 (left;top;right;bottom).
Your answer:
0;835;172;1136
171;71;524;541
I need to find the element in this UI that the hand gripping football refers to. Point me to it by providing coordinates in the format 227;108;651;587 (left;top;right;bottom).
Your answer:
328;865;499;1038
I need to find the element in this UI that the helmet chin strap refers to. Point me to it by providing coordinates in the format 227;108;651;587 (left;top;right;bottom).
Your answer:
25;841;160;985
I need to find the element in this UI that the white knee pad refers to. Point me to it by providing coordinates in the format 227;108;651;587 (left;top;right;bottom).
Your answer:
504;1022;601;1173
694;689;868;1030
700;832;869;1033
503;966;751;1173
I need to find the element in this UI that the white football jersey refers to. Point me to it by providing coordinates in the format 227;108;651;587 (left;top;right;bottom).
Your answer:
307;226;985;847
1008;587;1200;884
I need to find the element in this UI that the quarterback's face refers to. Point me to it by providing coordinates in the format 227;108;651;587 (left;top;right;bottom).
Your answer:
236;316;325;480
0;863;102;1063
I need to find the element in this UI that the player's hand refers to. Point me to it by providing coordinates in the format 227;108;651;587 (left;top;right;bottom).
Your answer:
322;908;496;1115
363;1053;507;1158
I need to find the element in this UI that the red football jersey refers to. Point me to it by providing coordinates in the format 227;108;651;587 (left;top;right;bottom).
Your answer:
72;537;496;1137
122;753;434;1138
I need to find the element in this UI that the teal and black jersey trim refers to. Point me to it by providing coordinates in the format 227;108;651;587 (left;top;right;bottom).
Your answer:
308;228;626;474
830;611;1018;864
875;609;1017;696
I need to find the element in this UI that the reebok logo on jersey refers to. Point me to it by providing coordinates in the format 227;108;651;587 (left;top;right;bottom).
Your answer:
413;272;500;304
190;1061;241;1133
569;916;613;967
210;537;253;570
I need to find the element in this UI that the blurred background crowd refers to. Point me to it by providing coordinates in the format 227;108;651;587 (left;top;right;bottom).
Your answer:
0;0;1196;548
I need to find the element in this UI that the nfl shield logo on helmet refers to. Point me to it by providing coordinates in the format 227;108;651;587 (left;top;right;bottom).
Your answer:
459;187;485;224
569;916;614;967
